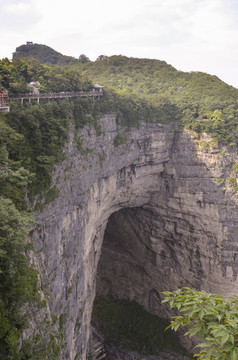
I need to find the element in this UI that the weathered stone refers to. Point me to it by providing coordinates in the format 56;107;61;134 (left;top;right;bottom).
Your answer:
30;114;238;359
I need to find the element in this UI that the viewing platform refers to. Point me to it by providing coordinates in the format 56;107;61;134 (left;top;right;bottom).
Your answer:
0;85;104;112
10;88;103;103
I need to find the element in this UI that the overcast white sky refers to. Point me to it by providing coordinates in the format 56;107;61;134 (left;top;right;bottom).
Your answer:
1;0;238;88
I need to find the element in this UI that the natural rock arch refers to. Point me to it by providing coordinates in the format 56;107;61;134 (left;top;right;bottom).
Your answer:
32;114;238;359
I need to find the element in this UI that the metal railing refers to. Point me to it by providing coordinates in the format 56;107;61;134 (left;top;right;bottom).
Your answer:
9;90;103;100
0;94;10;112
0;90;103;112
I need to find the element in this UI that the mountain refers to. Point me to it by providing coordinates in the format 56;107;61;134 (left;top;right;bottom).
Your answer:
0;43;238;360
13;42;78;66
12;43;238;146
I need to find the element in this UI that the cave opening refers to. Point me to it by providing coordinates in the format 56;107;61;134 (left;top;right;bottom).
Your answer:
91;207;195;358
96;207;161;307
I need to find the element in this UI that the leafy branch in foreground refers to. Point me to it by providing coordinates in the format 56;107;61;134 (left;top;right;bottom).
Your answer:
162;288;238;360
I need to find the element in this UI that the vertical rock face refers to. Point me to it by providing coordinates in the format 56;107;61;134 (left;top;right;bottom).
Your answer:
31;114;238;359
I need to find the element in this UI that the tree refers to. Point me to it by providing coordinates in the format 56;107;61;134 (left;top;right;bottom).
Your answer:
0;197;38;357
162;287;238;359
96;55;108;61
78;54;90;63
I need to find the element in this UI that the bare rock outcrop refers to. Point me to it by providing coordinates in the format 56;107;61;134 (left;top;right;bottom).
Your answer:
31;114;238;359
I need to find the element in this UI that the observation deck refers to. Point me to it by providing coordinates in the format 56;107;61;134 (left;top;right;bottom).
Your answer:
0;85;103;111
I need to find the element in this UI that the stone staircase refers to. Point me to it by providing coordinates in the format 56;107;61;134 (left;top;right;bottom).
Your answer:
93;340;106;360
91;326;107;360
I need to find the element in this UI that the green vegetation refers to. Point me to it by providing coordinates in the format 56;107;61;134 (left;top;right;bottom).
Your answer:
0;111;40;358
1;43;238;357
0;57;92;94
79;56;238;146
15;312;66;360
226;177;238;191
232;164;238;172
3;87;149;202
0;56;140;358
0;197;38;358
5;102;69;198
0;110;67;359
12;43;238;145
162;287;238;360
113;132;128;147
14;43;79;66
93;297;188;356
0;58;101;358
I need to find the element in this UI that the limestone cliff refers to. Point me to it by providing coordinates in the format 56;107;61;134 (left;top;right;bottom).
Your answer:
30;114;238;359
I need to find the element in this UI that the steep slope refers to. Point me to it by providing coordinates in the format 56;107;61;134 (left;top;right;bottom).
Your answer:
30;115;238;359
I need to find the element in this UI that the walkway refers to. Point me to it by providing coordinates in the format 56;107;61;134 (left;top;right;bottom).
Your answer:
0;89;103;111
9;90;103;103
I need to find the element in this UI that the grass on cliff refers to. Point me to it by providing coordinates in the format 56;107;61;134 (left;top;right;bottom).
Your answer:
92;297;189;356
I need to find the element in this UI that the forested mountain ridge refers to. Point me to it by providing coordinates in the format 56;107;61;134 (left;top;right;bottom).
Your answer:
14;43;79;66
13;43;238;146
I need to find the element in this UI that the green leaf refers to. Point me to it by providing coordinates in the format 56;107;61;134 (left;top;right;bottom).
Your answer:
196;342;210;348
230;334;235;345
231;348;237;360
173;323;180;331
222;343;233;352
199;309;205;320
220;332;230;345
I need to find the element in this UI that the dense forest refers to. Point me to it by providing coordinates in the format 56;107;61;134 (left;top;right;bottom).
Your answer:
14;43;238;146
80;56;238;145
14;44;79;66
0;43;238;359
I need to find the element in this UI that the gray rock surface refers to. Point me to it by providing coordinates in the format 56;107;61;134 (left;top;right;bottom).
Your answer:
30;114;238;359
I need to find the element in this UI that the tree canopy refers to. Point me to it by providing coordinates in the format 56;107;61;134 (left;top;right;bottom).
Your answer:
14;43;78;66
11;43;238;146
162;288;238;360
0;57;92;94
79;55;238;146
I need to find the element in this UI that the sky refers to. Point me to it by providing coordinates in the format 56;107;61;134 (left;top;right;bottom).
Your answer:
1;0;238;88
